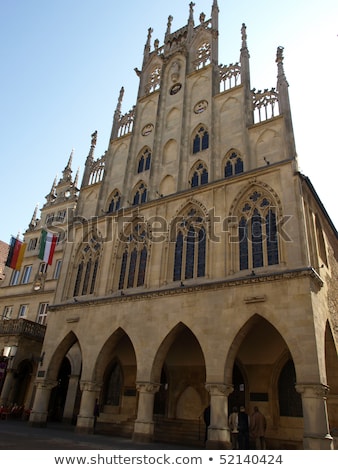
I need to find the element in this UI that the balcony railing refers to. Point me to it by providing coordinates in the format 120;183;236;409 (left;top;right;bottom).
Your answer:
0;319;46;341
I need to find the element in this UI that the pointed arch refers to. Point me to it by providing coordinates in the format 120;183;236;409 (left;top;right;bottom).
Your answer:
107;189;122;213
169;202;207;282
229;181;283;273
223;149;244;178
114;218;150;291
71;233;102;297
191;124;209;154
136;147;152;173
131;181;148;205
189;160;209;187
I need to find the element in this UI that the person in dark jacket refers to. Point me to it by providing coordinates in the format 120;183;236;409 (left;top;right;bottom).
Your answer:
237;406;250;450
203;405;211;443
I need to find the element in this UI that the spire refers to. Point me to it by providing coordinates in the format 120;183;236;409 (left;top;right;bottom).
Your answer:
275;47;296;158
29;204;39;230
81;131;97;187
111;87;124;140
143;27;153;65
239;23;252;126
276;46;288;90
45;175;57;203
74;167;80;188
166;15;173;37
188;2;195;41
211;0;219;28
188;2;195;25
60;149;73;183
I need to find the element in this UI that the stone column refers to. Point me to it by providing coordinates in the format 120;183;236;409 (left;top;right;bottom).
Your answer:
205;383;233;449
63;374;80;424
296;383;333;450
0;369;16;406
133;382;160;443
29;379;57;426
76;381;101;433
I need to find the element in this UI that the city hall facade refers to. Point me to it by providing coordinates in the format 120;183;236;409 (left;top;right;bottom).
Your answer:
1;2;337;450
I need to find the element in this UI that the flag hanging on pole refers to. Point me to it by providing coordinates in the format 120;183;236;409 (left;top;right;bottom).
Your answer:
38;229;57;265
5;236;27;270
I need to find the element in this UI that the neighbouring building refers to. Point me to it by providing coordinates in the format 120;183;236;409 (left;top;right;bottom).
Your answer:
1;1;337;450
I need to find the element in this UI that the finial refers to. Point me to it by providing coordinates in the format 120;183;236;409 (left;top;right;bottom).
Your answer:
166;15;173;35
199;12;206;23
241;23;247;47
276;46;284;64
189;2;195;22
91;130;97;147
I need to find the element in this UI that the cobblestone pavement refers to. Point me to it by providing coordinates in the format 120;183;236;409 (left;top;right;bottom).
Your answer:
0;419;202;450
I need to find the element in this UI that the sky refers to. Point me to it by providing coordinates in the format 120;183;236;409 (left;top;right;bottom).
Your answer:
0;0;337;243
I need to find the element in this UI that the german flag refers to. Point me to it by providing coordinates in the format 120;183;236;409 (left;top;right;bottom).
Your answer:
5;236;26;270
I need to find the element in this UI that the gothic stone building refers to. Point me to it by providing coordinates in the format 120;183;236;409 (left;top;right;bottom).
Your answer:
1;2;337;450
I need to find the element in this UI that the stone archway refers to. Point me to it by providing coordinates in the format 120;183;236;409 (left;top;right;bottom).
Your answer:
151;323;207;446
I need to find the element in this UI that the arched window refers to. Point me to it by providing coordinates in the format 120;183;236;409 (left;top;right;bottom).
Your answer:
192;126;209;154
237;190;279;271
190;162;208;188
137;148;151;173
224;151;244;178
173;208;206;281
108;190;121;213
118;222;148;290
132;182;147;205
73;236;101;297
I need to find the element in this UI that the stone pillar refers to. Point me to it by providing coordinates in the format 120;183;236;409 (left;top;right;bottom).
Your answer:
205;383;233;449
76;381;101;433
29;379;57;426
63;374;80;424
296;383;333;450
133;382;160;443
0;369;16;406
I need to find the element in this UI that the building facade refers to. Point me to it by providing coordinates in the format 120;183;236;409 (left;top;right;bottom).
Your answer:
1;1;337;450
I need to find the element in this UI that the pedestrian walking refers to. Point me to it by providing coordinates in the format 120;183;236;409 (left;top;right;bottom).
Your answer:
237;405;250;450
250;406;267;449
228;406;239;449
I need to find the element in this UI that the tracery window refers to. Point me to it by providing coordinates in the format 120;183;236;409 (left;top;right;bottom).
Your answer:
73;236;101;296
190;162;208;188
137;148;151;173
145;66;161;94
224;151;244;177
238;190;279;270
192;126;209;154
173;208;206;281
194;42;211;70
118;222;148;290
108;190;121;213
132;182;147;206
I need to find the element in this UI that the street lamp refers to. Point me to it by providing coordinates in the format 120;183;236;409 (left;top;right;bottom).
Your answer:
3;345;18;360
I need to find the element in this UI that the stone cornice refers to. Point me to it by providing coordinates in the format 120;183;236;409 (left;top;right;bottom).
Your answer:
48;267;323;312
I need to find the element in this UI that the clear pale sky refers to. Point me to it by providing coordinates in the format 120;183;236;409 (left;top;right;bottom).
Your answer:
1;0;337;244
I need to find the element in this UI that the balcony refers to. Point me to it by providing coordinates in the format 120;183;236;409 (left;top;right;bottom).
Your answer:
0;318;46;341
